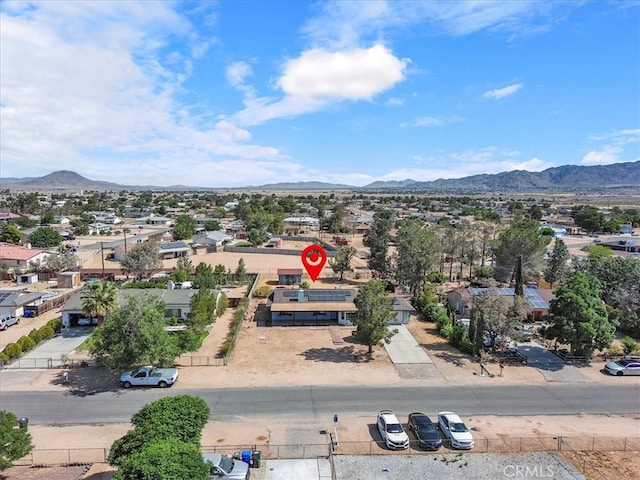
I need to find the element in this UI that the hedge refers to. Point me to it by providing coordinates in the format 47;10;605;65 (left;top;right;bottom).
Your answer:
17;335;36;352
3;343;22;359
29;328;44;344
38;325;55;339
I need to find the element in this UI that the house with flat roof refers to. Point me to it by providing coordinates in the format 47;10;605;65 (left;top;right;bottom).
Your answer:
266;288;415;326
159;241;190;259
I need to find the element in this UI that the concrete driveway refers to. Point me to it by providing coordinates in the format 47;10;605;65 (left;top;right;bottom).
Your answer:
4;327;94;369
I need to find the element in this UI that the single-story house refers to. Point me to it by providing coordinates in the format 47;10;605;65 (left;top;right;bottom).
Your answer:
446;287;552;322
60;287;221;327
159;241;190;259
266;288;415;326
192;230;232;247
283;216;319;232
0;242;51;273
134;216;172;226
0;288;49;318
277;268;303;285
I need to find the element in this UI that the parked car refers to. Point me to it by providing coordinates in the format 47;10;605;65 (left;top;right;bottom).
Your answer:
77;317;98;326
119;366;179;388
203;453;250;480
408;412;442;450
438;411;475;449
376;410;409;450
0;315;20;331
604;359;640;376
514;325;534;341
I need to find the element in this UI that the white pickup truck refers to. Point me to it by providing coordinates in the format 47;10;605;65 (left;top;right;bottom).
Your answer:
120;366;179;388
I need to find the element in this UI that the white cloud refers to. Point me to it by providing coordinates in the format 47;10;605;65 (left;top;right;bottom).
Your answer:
581;150;620;165
301;1;565;48
278;45;408;100
233;44;408;126
226;61;253;88
482;83;523;99
581;128;639;165
400;115;461;128
385;97;404;106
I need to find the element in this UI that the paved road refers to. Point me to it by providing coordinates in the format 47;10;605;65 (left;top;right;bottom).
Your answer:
1;384;638;425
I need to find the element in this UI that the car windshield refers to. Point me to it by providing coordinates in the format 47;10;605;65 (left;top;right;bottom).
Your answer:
387;423;404;433
450;422;468;433
418;424;437;434
219;455;233;473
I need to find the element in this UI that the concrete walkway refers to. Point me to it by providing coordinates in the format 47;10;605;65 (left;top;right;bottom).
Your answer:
517;341;591;383
4;327;94;369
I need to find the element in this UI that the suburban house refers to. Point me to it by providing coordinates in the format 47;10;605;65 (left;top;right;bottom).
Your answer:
192;230;232;248
158;241;190;259
60;287;221;327
266;288;415;326
0;242;51;273
134;215;172;226
277;268;303;285
0;288;51;318
283;216;319;233
446;287;553;322
0;212;23;222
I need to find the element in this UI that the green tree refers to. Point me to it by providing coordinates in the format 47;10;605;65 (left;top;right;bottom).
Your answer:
0;410;33;470
172;215;196;241
194;262;215;289
364;209;395;279
492;219;550;283
82;281;119;327
573;205;604;234
585;244;613;258
528;204;543;221
544;271;616;357
109;395;210;478
514;255;524;297
247;228;267;246
544;238;570;287
27;227;62;248
89;293;177;370
353;279;397;354
189;288;218;332
114;438;209;480
329;246;356;281
121;240;162;280
203;220;221;231
620;336;639;356
234;258;248;282
0;224;22;245
42;247;78;273
472;285;511;352
394;218;440;297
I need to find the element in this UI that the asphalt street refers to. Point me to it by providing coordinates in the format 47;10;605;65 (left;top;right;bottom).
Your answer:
1;384;638;425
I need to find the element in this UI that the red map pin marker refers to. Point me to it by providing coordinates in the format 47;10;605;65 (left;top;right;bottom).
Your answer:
301;245;327;282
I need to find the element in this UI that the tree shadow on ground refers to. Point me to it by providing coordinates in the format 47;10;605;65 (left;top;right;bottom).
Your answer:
298;345;373;363
432;351;469;368
50;366;123;397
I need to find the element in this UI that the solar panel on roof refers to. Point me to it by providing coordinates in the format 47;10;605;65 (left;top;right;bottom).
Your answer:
0;292;12;302
283;290;299;297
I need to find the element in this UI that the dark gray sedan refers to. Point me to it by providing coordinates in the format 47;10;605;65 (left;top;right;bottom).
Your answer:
408;413;442;450
604;359;640;376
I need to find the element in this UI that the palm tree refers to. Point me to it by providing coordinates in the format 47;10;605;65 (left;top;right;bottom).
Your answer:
82;281;119;326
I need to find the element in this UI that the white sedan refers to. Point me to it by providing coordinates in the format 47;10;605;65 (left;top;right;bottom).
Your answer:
438;411;475;449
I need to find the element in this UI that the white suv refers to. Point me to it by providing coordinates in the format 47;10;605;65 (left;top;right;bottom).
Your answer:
438;411;475;449
376;410;409;450
0;315;20;331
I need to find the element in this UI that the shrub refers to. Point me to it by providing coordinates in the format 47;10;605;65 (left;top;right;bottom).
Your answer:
3;343;23;359
216;293;229;317
47;318;62;333
448;325;475;354
17;335;36;352
253;286;270;298
38;325;55;339
29;328;44;344
0;351;9;364
620;336;639;355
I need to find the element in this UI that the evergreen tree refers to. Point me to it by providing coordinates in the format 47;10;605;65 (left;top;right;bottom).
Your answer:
353;280;397;354
364;209;395;279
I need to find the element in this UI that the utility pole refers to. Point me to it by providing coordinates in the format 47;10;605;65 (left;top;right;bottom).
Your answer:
123;229;128;254
100;242;105;280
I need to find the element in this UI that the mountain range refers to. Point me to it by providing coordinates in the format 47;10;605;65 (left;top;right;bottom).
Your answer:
1;161;639;193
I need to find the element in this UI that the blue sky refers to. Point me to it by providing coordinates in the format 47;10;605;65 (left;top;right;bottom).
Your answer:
1;1;639;188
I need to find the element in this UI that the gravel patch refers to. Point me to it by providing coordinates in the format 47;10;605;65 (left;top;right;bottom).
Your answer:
332;452;587;480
